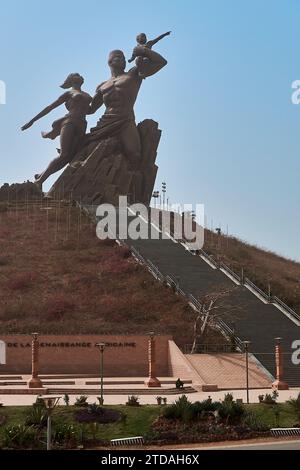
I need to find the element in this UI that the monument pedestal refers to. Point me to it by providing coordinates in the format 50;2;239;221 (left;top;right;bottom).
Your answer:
47;119;160;206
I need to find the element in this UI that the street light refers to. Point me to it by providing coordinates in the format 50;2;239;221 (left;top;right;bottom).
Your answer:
152;190;160;208
162;182;166;210
243;341;251;404
40;395;61;450
96;342;106;405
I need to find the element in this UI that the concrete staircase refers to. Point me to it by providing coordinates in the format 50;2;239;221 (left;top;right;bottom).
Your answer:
86;205;300;387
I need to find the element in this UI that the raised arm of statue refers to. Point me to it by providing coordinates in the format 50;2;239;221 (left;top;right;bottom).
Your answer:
147;31;171;48
89;85;104;115
21;93;68;131
132;47;167;78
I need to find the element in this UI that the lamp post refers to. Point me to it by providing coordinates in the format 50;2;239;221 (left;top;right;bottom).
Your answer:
272;337;289;390
243;341;251;404
40;395;61;450
96;342;105;405
28;332;43;389
162;182;166;210
152;191;160;208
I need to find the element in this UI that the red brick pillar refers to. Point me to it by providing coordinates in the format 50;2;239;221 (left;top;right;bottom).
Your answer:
145;332;161;387
28;333;43;388
272;337;289;390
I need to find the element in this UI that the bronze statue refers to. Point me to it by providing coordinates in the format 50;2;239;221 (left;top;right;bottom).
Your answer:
128;31;171;78
86;47;167;164
21;73;92;189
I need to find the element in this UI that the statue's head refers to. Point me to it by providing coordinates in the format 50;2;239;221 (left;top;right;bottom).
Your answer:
60;73;84;89
108;50;126;72
136;33;147;45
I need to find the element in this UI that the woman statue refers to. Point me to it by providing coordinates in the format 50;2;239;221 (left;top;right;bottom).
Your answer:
21;73;92;190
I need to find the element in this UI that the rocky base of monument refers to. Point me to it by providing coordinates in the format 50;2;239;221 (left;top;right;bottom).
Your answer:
47;119;161;206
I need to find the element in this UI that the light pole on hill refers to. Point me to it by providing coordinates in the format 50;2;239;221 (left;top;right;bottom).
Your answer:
243;341;251;404
152;191;160;208
162;182;166;210
96;342;106;405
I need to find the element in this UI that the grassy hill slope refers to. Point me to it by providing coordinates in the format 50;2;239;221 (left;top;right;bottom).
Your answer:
203;229;300;313
0;202;224;347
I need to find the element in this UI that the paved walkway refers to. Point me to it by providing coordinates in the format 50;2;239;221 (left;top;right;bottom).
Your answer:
186;354;271;389
1;387;299;406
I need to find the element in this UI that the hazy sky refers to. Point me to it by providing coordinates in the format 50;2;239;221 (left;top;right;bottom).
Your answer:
0;0;299;261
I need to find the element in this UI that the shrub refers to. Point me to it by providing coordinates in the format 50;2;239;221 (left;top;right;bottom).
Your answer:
126;395;140;406
87;403;103;416
287;392;300;419
74;396;89;407
52;424;78;447
45;295;75;321
3;424;39;449
243;411;270;431
223;393;234;403
25;406;47;428
262;393;276;405
163;395;194;422
218;397;245;425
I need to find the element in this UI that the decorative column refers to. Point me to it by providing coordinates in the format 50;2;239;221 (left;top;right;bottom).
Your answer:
272;337;289;390
145;332;161;387
28;332;43;388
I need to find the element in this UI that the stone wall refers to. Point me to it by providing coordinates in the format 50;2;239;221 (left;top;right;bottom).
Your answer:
0;335;171;376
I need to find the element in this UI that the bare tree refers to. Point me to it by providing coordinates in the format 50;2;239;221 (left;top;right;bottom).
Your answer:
190;286;242;354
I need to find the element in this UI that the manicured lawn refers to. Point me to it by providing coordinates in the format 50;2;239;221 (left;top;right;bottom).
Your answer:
248;403;299;428
0;402;298;449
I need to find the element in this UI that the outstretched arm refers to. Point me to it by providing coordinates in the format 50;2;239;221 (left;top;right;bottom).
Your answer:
88;84;104;114
21;93;68;130
132;47;167;78
147;31;171;48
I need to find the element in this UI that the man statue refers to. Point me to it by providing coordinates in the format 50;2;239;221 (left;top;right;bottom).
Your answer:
86;46;167;165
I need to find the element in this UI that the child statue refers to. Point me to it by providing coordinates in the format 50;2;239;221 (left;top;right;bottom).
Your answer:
128;31;171;78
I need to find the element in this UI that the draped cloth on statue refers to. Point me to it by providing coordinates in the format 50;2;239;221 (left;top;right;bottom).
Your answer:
85;113;134;144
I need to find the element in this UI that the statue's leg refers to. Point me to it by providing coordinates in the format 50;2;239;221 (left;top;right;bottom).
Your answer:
35;123;76;187
120;121;141;165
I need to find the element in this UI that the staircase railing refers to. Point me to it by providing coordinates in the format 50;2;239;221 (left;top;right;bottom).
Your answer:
184;343;239;354
130;245;244;350
198;246;300;325
219;261;241;283
244;277;270;301
271;296;300;322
